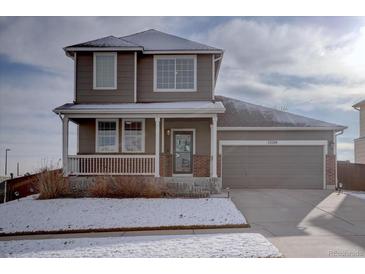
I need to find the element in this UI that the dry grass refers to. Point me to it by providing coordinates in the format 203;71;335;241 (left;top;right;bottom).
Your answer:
88;176;168;198
36;169;70;199
87;176;110;197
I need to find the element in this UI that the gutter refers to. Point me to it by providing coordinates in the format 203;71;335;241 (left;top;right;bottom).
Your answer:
218;126;347;131
54;108;226;115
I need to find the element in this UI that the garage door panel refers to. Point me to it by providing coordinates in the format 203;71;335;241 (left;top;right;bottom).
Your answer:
222;145;324;189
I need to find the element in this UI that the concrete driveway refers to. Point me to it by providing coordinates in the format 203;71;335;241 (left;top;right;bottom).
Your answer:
230;189;365;258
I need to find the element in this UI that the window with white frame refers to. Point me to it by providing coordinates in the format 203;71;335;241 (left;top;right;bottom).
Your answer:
93;53;117;89
96;120;118;152
154;55;196;91
122;119;145;153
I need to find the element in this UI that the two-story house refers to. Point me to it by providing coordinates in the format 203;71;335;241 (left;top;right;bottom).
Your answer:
353;99;365;164
54;29;346;190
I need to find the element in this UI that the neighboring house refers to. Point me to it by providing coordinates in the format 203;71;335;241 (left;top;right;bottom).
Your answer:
353;99;365;164
54;29;346;190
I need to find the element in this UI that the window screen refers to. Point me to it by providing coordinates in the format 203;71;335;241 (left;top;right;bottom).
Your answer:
94;54;116;89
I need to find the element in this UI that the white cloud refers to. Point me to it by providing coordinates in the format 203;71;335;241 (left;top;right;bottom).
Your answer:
191;18;365;114
0;17;182;74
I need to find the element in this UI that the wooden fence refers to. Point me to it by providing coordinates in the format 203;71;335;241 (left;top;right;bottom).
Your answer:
1;169;61;203
337;161;365;191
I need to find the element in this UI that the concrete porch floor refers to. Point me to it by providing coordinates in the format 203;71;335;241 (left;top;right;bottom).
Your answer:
229;189;365;258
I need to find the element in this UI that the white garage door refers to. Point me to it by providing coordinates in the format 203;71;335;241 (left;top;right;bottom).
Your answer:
222;144;325;189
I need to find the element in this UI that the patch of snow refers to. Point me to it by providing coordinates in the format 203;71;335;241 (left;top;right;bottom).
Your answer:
345;191;365;201
0;197;246;234
0;233;281;258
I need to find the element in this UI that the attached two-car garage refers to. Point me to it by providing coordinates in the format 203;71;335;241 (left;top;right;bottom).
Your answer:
220;141;327;189
215;95;344;190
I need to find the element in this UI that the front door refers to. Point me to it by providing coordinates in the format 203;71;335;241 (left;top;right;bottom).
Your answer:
173;131;193;174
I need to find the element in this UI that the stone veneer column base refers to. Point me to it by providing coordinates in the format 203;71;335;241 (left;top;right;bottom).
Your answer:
326;154;336;187
193;155;210;177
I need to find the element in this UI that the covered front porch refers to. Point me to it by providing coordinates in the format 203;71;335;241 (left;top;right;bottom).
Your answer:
53;101;225;178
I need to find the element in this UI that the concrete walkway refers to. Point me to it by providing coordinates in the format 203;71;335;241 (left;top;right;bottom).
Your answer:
230;189;365;258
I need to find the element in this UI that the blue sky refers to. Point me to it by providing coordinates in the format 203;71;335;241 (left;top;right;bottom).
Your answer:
0;17;364;176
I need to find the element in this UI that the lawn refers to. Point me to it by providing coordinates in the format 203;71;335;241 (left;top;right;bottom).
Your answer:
0;233;281;258
0;195;247;234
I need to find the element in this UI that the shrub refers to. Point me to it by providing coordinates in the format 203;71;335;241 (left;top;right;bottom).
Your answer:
87;176;110;197
36;169;70;199
88;176;168;198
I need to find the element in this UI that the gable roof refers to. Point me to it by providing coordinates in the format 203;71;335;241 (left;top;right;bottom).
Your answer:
216;95;346;130
64;29;222;53
353;99;365;109
120;29;221;52
66;35;141;48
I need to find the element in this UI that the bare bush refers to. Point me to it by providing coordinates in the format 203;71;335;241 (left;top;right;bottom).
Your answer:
36;169;70;199
88;176;168;198
87;176;110;197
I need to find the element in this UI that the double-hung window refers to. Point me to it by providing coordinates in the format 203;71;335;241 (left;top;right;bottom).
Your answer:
122;119;145;153
93;52;117;89
96;119;119;153
154;55;196;92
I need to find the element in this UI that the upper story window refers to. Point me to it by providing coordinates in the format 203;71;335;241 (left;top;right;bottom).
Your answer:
96;119;119;153
154;55;197;92
93;52;117;90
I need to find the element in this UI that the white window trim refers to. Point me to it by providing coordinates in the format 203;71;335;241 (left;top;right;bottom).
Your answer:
93;52;117;90
95;119;119;153
122;118;146;153
153;55;197;92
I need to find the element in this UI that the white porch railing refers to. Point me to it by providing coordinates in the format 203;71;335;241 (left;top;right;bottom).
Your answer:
67;155;155;176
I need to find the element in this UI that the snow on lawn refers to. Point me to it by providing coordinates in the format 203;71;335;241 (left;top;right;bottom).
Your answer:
345;191;365;201
0;233;281;258
0;196;246;234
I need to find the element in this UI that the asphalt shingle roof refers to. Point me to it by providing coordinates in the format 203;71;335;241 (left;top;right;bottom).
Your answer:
65;29;222;52
66;35;141;48
353;99;365;108
120;29;221;51
216;95;346;129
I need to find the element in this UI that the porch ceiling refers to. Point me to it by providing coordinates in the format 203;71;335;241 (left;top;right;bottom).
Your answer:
53;101;225;116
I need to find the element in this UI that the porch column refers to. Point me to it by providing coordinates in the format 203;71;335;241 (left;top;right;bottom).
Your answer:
62;115;69;176
155;117;160;177
211;115;218;178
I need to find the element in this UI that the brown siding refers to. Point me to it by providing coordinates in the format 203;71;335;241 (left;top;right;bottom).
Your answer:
76;52;135;103
76;118;155;154
137;54;213;102
78;119;95;154
218;130;335;155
